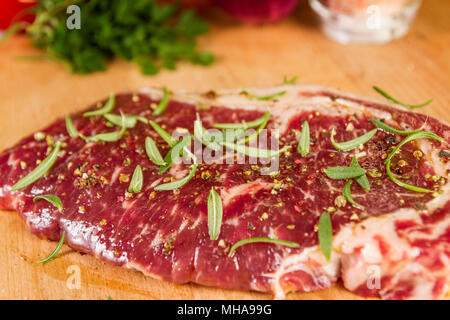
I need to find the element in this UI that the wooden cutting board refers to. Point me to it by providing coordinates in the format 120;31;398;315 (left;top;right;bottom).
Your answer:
0;0;449;300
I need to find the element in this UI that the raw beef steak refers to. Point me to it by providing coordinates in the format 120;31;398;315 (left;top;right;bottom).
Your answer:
0;85;449;299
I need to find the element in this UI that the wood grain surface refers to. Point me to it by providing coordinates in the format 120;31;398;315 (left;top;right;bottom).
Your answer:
0;0;448;300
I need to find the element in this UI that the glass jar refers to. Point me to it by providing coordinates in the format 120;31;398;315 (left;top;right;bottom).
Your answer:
309;0;422;44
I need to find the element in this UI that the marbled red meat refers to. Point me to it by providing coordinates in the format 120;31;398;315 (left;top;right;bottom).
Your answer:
0;85;449;299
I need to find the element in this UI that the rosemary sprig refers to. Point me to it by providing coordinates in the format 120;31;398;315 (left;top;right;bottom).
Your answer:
83;94;115;117
373;86;432;109
228;237;299;257
11;142;61;191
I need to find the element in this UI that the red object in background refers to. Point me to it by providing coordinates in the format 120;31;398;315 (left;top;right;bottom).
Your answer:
0;0;36;30
213;0;299;24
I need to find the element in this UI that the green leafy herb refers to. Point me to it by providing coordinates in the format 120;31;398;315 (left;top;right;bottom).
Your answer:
65;116;79;138
242;90;287;101
228;237;300;257
207;188;223;241
12;1;214;75
154;163;197;191
222;129;245;143
83;113;127;142
386;161;434;193
331;128;377;152
149;120;177;147
33;194;63;212
369;118;426;135
384;131;444;193
297;120;310;156
318;212;333;262
283;75;298;85
83;94;115;117
104;114;148;128
34;231;65;264
384;131;444;165
350;156;370;191
145;137;166;166
324;166;366;180
153;88;170;116
214;111;269;130
158;135;193;174
1;22;29;42
373;86;432;109
194;119;221;151
342;181;363;208
128;165;143;193
238;110;270;144
220;141;290;159
11;142;61;191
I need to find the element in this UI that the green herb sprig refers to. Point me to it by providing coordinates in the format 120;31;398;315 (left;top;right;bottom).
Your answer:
8;0;214;75
228;237;299;257
283;75;298;85
318;212;333;262
297;120;310;157
324;166;366;180
158;135;193;174
351;156;370;191
154;163;197;191
342;181;363;208
153;88;170;116
241;90;286;101
11;142;61;191
330;128;377;152
369;118;426;135
207;188;223;241
83;94;115;117
33;194;63;212
214;111;269;130
104;114;148;128
238;110;270;144
145;137;166;166
220;141;290;159
128;165;143;193
83;113;127;142
34;231;66;264
384;131;444;193
149;120;177;147
373;86;432;109
65;116;79;138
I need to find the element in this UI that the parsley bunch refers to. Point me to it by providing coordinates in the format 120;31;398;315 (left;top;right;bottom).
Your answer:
21;0;214;74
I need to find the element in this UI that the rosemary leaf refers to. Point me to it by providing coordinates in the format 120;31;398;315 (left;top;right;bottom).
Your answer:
324;166;366;180
373;86;432;109
207;188;223;241
65;116;79;138
331;128;377;152
34;231;65;264
342;181;363;208
128;165;143;193
297;120;310;156
145;137;166;166
33;194;63;212
153;88;170;116
228;237;299;257
369;118;426;135
83;94;115;117
149;120;177;147
318;212;333;262
154;163;197;191
11;142;61;191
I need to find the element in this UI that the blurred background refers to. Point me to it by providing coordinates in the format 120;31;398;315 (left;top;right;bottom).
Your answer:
0;0;449;300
